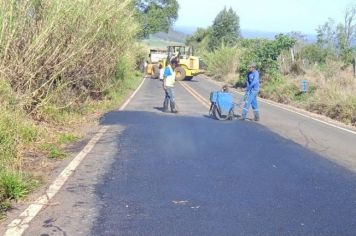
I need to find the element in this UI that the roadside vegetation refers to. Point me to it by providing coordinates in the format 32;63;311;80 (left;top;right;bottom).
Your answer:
187;5;356;126
0;0;179;216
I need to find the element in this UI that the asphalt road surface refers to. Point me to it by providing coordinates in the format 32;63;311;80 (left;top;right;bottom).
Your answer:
5;76;356;236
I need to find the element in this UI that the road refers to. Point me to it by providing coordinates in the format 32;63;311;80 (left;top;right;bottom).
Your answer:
4;76;356;235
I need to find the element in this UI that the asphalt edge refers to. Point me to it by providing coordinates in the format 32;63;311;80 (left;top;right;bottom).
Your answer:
4;77;146;236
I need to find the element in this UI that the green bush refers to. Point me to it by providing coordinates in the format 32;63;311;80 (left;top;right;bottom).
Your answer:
59;133;78;145
19;125;38;144
0;170;38;216
0;109;39;168
297;44;333;64
260;77;300;104
239;35;295;76
40;143;66;159
202;44;243;81
0;170;37;202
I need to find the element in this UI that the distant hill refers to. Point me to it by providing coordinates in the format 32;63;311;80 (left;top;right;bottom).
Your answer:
150;26;318;45
150;29;188;43
173;26;197;35
242;29;317;42
173;26;317;43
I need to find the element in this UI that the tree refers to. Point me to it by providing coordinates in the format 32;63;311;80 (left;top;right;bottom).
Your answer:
316;18;337;49
288;31;308;62
341;4;356;48
239;34;296;75
315;4;356;63
185;27;212;52
336;4;356;62
208;7;241;50
299;44;330;64
135;0;179;38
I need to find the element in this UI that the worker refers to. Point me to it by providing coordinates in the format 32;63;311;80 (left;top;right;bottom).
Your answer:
159;64;164;81
221;84;229;92
162;60;178;113
241;62;260;121
143;60;148;78
170;51;179;69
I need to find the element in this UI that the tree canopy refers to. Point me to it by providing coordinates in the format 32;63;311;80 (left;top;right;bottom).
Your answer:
316;4;356;63
185;27;212;52
208;7;241;50
135;0;179;38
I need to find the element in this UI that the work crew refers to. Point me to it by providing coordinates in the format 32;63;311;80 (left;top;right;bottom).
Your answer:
241;62;260;121
162;60;178;113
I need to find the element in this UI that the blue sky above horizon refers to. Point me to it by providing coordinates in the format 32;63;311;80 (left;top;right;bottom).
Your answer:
174;0;354;35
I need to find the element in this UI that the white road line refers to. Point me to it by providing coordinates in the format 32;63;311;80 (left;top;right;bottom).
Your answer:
260;98;356;135
5;77;146;236
231;90;356;135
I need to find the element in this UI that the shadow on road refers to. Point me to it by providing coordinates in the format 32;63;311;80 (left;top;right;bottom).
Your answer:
92;110;356;235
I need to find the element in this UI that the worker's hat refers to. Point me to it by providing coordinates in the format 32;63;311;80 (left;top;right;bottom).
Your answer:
248;62;256;68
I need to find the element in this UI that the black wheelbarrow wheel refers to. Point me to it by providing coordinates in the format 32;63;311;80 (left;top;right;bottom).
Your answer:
214;107;230;121
209;103;231;121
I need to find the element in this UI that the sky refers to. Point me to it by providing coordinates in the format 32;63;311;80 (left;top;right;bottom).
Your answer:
174;0;354;35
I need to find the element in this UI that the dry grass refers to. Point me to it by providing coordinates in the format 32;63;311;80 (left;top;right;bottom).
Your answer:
302;64;356;125
263;61;356;126
0;0;138;117
0;0;141;167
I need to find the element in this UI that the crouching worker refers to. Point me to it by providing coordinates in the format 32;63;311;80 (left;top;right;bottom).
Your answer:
162;60;178;113
221;84;229;92
241;62;260;121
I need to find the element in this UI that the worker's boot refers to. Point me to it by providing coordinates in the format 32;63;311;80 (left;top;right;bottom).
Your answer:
163;97;169;112
253;110;260;121
240;109;247;120
170;101;178;113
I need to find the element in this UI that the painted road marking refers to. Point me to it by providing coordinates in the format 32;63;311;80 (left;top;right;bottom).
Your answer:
179;81;210;108
5;78;147;236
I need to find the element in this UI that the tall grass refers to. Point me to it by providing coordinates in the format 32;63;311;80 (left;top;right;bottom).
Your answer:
0;0;142;214
260;63;356;126
202;44;244;83
304;65;356;125
0;0;138;117
0;99;39;215
0;78;39;170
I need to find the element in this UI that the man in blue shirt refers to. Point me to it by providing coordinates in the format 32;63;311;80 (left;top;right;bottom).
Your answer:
241;62;260;121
